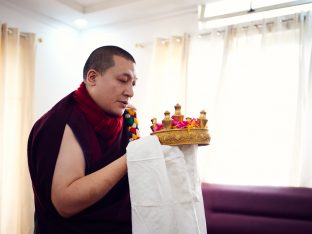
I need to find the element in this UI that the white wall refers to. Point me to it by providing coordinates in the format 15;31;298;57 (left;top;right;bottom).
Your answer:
0;3;84;119
0;3;198;135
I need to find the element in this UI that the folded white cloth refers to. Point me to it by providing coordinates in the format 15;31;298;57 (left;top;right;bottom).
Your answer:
127;136;207;234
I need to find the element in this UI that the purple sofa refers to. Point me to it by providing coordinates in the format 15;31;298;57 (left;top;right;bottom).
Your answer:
202;183;312;234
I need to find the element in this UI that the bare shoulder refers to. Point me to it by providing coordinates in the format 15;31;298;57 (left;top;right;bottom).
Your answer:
51;124;85;197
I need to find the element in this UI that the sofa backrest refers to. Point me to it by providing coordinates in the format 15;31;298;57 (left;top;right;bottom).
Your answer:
202;183;312;234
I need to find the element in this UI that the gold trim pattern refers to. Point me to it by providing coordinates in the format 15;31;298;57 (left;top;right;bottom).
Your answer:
151;128;211;146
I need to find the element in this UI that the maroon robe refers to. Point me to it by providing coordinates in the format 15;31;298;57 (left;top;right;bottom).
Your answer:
27;92;132;234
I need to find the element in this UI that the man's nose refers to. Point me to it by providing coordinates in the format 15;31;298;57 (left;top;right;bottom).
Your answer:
124;84;134;97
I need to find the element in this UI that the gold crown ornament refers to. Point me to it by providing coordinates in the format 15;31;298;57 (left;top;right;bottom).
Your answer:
150;104;211;146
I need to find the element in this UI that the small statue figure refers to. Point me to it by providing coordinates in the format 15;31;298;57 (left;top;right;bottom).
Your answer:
172;103;184;122
150;117;157;132
162;111;173;129
198;110;208;128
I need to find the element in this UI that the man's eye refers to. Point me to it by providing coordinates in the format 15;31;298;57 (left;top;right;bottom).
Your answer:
132;81;136;86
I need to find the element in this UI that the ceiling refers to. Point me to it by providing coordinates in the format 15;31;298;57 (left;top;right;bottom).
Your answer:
0;0;208;30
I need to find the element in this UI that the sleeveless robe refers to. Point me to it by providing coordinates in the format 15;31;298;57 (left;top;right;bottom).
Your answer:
27;92;131;234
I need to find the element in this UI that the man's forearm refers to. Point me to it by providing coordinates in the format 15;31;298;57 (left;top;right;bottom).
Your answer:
52;155;127;218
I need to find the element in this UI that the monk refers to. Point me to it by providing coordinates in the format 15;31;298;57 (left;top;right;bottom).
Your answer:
28;45;137;234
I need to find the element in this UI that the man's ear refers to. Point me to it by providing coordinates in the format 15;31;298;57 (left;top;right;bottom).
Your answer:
86;69;98;86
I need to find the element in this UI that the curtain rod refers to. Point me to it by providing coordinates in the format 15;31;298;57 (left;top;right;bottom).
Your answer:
7;28;43;43
198;17;296;37
199;0;312;22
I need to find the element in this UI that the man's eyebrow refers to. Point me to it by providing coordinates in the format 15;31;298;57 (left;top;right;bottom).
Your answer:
119;73;137;80
125;73;138;81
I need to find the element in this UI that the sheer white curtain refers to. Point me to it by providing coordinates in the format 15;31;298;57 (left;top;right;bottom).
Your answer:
292;12;312;187
140;34;190;136
187;12;312;187
0;23;36;234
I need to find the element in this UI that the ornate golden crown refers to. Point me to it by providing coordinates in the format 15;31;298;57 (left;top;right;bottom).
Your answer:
150;104;211;146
